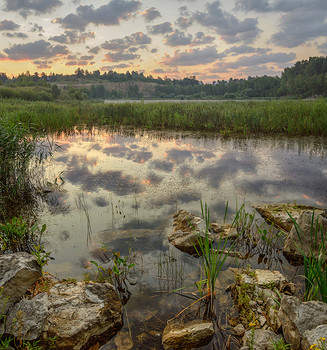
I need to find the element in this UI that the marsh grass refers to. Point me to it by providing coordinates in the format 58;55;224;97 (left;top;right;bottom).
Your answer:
0;99;326;135
287;210;327;302
0;117;54;221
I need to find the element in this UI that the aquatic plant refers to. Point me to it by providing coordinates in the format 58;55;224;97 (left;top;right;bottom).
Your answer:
86;247;135;292
0;217;46;254
194;202;232;309
288;210;327;302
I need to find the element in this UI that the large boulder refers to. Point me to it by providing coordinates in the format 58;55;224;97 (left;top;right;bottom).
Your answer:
242;329;282;350
283;210;327;259
162;320;214;349
5;281;123;350
0;252;42;314
278;295;327;349
168;210;213;254
254;204;324;232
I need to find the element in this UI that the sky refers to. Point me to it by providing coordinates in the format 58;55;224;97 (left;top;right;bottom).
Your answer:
0;0;326;82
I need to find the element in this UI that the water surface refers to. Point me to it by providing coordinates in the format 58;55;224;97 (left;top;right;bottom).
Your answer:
39;128;327;348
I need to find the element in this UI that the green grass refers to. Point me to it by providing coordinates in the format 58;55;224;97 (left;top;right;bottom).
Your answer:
0;98;326;135
288;210;327;302
194;202;231;311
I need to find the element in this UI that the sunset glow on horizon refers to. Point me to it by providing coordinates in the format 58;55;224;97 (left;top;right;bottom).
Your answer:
0;0;326;82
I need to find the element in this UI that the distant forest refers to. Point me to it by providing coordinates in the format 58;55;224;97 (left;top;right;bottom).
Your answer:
0;56;326;101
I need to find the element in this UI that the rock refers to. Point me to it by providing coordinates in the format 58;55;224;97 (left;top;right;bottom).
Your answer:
0;252;42;314
243;329;282;350
168;210;213;254
114;330;133;350
254;270;287;288
233;324;245;336
254;204;324;232
278;295;327;350
162;320;214;349
211;223;239;239
42;281;123;350
302;325;327;349
5;292;49;340
283;210;327;259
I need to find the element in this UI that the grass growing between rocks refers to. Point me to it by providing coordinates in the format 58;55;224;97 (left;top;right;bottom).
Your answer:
194;202;231;311
288;210;327;302
0;99;327;135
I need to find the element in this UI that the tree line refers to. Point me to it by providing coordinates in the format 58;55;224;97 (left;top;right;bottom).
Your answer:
0;56;326;101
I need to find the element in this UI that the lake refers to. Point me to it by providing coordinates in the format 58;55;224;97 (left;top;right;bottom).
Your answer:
39;128;327;348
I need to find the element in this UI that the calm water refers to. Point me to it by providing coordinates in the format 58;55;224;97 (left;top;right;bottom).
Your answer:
39;128;327;349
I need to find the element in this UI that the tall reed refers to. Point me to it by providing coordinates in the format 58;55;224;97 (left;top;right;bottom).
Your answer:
0;99;326;135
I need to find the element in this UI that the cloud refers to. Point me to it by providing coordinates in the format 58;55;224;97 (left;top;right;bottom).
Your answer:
2;40;69;60
192;1;261;43
3;32;28;38
235;0;307;13
219;44;271;58
235;0;272;12
65;60;89;66
141;7;161;22
33;60;52;69
55;0;141;31
175;16;193;29
50;30;95;44
4;0;62;17
164;30;215;47
80;55;94;60
271;1;327;47
226;52;296;68
101;32;151;51
0;20;19;31
30;24;44;32
164;30;192;46
191;32;215;46
161;46;219;66
88;46;100;54
237;0;327;47
104;52;139;62
100;63;130;71
147;22;173;35
318;40;327;54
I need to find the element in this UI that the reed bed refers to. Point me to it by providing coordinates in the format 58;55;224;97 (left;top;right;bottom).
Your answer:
0;98;326;135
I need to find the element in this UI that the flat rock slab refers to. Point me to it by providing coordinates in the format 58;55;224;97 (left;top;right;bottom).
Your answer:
162;320;214;349
254;204;325;232
0;252;41;314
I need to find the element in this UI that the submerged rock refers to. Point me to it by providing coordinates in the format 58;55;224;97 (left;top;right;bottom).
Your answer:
254;204;324;232
168;210;213;254
278;295;327;350
162;320;214;349
0;252;42;314
283;210;327;259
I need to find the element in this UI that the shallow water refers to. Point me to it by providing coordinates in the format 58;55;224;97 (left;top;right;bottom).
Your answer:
39;128;327;348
